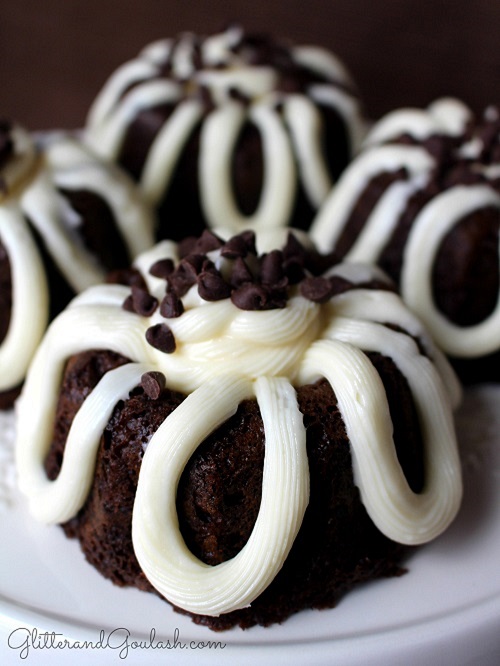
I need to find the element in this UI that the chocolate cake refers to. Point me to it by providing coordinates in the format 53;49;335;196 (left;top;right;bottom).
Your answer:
16;229;462;630
0;120;155;408
311;98;500;384
84;25;366;239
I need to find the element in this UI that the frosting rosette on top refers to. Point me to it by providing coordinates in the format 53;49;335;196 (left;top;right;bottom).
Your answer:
0;120;155;407
16;228;462;619
311;98;500;383
84;25;366;239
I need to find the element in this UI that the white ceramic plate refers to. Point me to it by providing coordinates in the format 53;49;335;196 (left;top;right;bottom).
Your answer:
1;385;499;665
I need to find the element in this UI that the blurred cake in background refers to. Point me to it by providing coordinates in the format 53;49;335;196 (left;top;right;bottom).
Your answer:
0;119;155;408
311;98;500;384
84;24;366;240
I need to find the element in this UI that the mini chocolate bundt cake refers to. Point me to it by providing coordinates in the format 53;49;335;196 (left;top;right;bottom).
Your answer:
84;25;366;239
311;98;500;384
16;229;462;631
0;120;155;408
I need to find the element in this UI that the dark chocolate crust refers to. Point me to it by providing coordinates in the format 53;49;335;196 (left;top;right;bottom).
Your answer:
45;343;423;630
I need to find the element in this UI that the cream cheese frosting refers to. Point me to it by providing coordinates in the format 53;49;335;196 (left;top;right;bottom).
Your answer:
16;229;462;616
84;26;366;234
311;98;500;362
0;122;155;397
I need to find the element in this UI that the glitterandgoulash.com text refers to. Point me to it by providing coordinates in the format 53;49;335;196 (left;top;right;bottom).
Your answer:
7;627;226;660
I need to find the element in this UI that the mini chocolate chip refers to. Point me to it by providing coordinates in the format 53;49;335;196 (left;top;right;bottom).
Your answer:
231;283;270;310
221;231;256;258
300;276;334;303
328;276;355;297
160;291;185;318
131;286;158;316
221;235;249;259
283;256;305;284
149;258;175;279
141;371;166;400
122;294;135;312
107;267;147;289
265;280;288;309
229;256;254;287
178;236;198;258
192;229;224;253
197;268;231;301
183;253;205;274
167;256;203;296
260;250;284;284
145;323;176;353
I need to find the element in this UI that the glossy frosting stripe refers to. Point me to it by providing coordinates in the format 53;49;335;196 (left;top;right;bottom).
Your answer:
298;336;461;544
47;140;155;257
86;59;162;129
283;94;333;206
326;288;462;408
363;98;472;147
88;79;182;160
291;45;352;85
310;145;434;252
132;375;309;615
308;83;366;155
344;178;424;263
0;205;49;388
140;99;204;203
0;125;154;399
200;101;296;229
19;363;156;524
0;125;39;200
401;185;500;356
20;170;108;291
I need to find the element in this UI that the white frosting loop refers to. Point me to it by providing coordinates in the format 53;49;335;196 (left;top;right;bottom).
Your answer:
0;205;49;388
401;185;500;356
132;375;309;615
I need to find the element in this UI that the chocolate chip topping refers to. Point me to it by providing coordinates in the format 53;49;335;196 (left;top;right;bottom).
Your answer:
128;230;395;354
160;291;184;318
141;371;166;399
131;286;158;316
197;263;232;301
229;256;254;288
220;231;256;258
145;323;176;353
149;258;175;279
300;276;335;303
